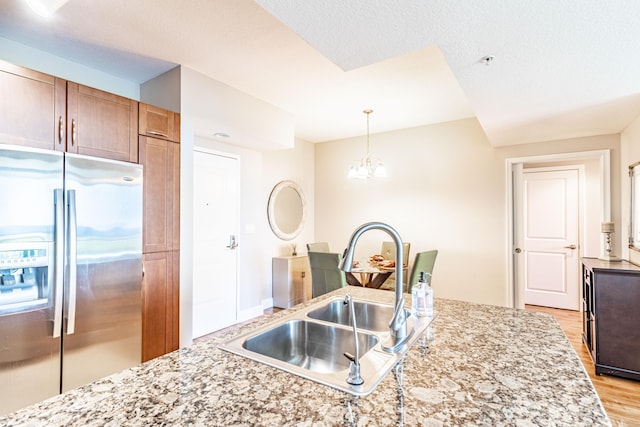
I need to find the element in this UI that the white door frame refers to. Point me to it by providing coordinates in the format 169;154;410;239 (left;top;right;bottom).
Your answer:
506;149;611;309
192;146;241;334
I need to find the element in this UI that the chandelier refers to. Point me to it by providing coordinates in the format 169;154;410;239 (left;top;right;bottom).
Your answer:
347;109;387;179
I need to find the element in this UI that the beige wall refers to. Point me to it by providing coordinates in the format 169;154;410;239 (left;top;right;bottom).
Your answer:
314;118;620;307
170;67;313;345
186;136;316;313
262;138;316;304
315;118;505;305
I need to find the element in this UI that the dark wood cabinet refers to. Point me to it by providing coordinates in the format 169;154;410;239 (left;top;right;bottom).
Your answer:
139;103;180;142
138;106;180;362
582;258;640;381
142;251;179;362
138;135;180;253
65;82;138;162
0;60;66;150
0;61;138;162
139;136;176;253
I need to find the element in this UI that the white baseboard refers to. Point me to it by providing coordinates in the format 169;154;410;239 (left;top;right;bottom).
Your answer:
237;305;263;323
262;297;274;310
236;298;274;323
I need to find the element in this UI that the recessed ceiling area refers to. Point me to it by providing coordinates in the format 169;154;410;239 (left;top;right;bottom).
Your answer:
1;0;640;146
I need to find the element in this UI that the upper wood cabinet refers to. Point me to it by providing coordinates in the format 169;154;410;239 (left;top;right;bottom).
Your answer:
139;103;180;142
65;82;138;162
0;61;66;150
0;60;138;163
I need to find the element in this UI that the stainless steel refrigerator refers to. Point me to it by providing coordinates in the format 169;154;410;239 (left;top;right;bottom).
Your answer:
0;145;142;415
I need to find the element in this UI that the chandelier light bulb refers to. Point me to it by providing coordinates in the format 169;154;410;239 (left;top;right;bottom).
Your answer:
374;162;387;178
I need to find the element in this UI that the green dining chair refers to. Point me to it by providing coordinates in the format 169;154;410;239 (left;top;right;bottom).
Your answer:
306;242;330;252
307;251;347;297
407;250;438;293
380;241;411;291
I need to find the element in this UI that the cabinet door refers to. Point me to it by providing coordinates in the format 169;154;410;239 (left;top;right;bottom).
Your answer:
172;141;180;250
595;272;640;374
139;136;174;253
291;257;310;304
0;61;66;150
139;103;179;142
142;252;172;362
67;82;138;162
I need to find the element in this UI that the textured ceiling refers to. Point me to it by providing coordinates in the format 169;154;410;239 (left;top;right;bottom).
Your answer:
1;0;640;146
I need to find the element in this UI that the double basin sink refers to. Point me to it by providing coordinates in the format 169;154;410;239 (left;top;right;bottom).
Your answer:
219;295;436;396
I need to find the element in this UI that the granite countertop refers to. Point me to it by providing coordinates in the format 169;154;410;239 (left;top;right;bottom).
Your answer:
0;287;610;426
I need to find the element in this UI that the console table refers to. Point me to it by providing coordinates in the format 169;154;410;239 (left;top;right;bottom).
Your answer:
582;257;640;381
272;256;311;309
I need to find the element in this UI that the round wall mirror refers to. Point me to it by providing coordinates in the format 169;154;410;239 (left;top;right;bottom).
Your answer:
267;180;306;241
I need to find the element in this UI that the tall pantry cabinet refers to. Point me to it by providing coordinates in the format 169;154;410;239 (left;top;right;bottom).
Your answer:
139;103;181;362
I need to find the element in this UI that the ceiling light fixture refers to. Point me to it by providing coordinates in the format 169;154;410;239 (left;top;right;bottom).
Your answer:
26;0;70;17
347;109;387;180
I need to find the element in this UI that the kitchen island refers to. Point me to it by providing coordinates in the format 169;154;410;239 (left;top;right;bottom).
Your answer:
0;287;610;426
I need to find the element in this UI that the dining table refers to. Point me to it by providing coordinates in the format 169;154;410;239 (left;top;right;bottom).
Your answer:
346;265;394;289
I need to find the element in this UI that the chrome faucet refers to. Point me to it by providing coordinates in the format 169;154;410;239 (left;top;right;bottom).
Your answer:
339;222;411;353
343;294;364;385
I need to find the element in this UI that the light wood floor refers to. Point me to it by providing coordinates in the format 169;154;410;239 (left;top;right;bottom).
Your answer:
525;305;640;427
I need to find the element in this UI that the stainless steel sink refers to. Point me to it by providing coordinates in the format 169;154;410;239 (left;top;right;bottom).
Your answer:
307;299;410;332
219;295;436;396
243;320;378;373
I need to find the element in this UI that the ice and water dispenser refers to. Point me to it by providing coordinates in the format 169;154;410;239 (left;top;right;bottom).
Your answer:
0;243;52;312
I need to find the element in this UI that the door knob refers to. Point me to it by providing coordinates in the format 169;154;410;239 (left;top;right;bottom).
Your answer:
564;244;577;250
514;248;522;253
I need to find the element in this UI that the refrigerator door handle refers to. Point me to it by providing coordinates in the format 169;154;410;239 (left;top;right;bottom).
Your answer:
66;190;78;335
53;189;64;338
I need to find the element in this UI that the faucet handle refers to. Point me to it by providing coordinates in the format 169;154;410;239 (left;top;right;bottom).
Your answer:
343;351;356;362
344;353;364;385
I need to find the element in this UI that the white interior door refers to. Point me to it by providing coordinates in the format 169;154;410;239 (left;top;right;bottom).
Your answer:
522;167;580;310
193;149;239;338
